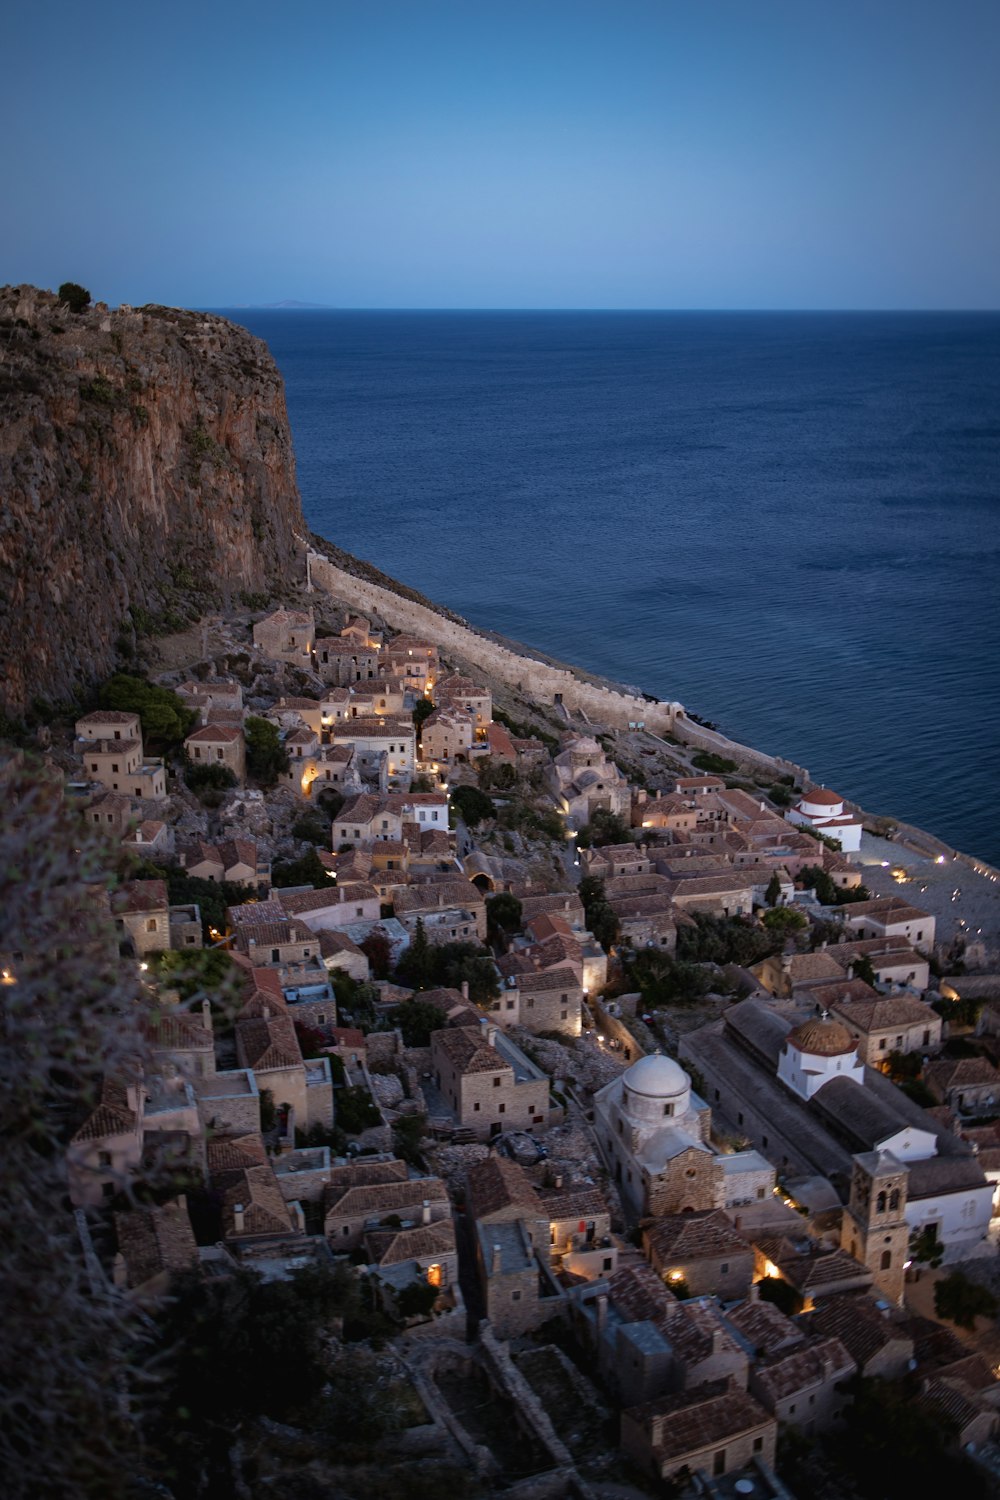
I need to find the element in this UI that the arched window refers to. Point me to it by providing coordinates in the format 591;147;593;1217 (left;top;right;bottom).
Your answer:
889;1188;900;1211
876;1191;887;1214
880;1250;892;1270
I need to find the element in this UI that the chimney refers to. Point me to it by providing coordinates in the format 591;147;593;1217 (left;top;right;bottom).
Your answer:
846;963;855;981
233;1203;245;1234
290;1200;306;1232
201;998;213;1032
487;1024;497;1047
491;1243;502;1276
554;1173;564;1189
422;1199;431;1225
112;1251;128;1289
461;980;470;1000
596;1293;608;1333
747;1280;760;1302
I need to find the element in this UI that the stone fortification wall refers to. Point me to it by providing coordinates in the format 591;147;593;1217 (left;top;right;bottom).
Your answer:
308;548;811;787
307;551;681;734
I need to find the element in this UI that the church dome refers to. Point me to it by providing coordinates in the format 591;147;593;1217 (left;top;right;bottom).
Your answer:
787;1016;856;1057
624;1052;690;1098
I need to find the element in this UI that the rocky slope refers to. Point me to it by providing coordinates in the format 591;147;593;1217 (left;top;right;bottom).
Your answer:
0;285;305;717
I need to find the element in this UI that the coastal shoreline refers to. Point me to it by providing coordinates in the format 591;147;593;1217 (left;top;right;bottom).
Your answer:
304;530;1000;888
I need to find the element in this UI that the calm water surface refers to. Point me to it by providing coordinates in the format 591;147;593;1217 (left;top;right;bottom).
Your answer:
220;311;1000;865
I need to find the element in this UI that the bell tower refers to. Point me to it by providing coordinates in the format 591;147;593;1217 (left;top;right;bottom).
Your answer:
844;1150;909;1304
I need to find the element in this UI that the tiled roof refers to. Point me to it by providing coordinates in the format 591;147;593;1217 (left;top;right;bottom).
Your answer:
278;883;376;916
753;1337;855;1403
537;1185;610;1221
114;1200;198;1287
206;1132;268;1175
829;993;935;1033
72;1079;138;1143
925;1057;1000;1091
185;724;243;744
227;900;286;926
220;1164;296;1238
517;968;579;994
236;1014;303;1071
113;879;168;914
645;1209;752;1263
327;1158;409;1188
725;1298;805;1358
466;1155;543;1220
365;1218;456;1266
626;1379;774;1460
433;1027;506;1075
324;1176;449;1218
145;1010;214;1052
809;1294;912;1368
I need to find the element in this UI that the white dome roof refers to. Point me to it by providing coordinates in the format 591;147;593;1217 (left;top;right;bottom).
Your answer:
624;1053;689;1099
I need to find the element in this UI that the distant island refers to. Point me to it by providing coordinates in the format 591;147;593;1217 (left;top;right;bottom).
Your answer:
239;298;333;309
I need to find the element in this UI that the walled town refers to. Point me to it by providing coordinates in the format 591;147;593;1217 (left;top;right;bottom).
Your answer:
8;564;1000;1500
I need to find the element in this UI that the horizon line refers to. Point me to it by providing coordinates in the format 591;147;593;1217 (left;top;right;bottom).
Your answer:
203;304;1000;315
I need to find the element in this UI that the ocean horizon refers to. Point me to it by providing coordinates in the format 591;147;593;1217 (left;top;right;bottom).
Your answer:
218;309;1000;866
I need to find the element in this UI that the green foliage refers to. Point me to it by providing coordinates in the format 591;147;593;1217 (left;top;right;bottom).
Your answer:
691;750;738;774
409;773;435;792
578;875;620;952
768;782;793;807
852;953;877;986
291;808;332;846
932;996;982;1028
765;871;782;907
486;892;523;944
259;1087;276;1131
396;1277;439;1319
336;1084;382;1134
393;1112;428;1166
909;1224;945;1269
129;860;256;942
760;906;808;934
58;280;91;312
183;758;237;797
798;864;871;905
150;947;238;1003
676;912;775;967
395;999;448;1047
360;928;393;979
478;757;518;791
625;948;713;1006
271;846;332;890
412;697;435;735
97;672;195;748
900;1077;937;1107
244;713;289;786
79;375;117;405
934;1271;999;1329
576;807;635;848
450;783;495;829
394;925;499;1003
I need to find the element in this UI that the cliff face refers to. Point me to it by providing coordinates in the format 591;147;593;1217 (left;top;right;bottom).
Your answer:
0;285;305;716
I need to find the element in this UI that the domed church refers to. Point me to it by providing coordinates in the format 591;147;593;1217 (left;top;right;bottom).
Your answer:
594;1051;772;1219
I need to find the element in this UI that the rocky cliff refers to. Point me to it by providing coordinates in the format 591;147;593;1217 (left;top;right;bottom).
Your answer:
0;285;305;716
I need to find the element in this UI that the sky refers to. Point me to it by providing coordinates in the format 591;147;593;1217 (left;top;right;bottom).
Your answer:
4;0;999;309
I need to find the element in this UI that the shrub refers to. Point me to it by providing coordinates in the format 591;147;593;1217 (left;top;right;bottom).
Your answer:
184;759;237;796
97;672;196;748
58;280;91;312
934;1271;998;1329
450;784;495;829
244;714;289;786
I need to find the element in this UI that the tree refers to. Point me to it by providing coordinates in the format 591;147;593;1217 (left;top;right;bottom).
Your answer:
395;999;448;1046
395;917;432;989
765;871;782;907
450;783;495;829
396;1277;439;1320
486;892;523;946
760;906;808;935
412;697;435;737
409;773;434;792
676;913;774;968
934;1271;998;1329
360;928;393;979
97;672;196;749
292;807;332;846
336;1085;382;1134
909;1223;944;1270
852;953;877;986
58;280;91;312
183;758;237;796
244;713;289;786
271;847;331;890
576;808;635;848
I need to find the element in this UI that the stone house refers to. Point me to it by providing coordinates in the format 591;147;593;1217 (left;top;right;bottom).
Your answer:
420;705;475;765
76;710;167;799
632;790;701;834
365;1218;459;1300
335;716;415;786
465;1154;548;1243
661;872;754;919
85;790;134;838
539;1183;615;1280
348;678;408;717
113;1199;199;1296
184;723;246;785
271;695;324;735
318;930;371;982
748;1336;856;1432
206;1132;301;1241
235;1011;334;1133
68;1079;144;1206
393;881;488;943
314;637;380;684
181;836;260;885
475;1218;543;1337
513;968;583;1037
483;721;517;762
324;1171;450;1251
548;734;631;830
145;1002;216;1079
431;1023;550;1140
807;1293;915;1379
331;789;451;843
113;878;170;956
252;607;315;665
434;675;492;732
579;844;655;881
383;636;439;690
231;917;323;965
644;1210;754;1301
924;1057;1000;1116
620;1378;777;1484
121;819;173;860
842;897;936;955
606;892;680;951
192;1069;261;1135
76;709;142;745
826;936;931;991
277;882;381;933
827;990;942;1068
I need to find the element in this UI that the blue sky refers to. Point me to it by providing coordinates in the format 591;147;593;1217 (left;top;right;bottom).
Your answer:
4;0;998;308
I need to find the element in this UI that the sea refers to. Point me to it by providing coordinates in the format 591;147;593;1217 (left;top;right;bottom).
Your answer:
219;310;1000;867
